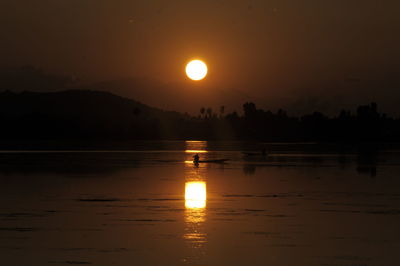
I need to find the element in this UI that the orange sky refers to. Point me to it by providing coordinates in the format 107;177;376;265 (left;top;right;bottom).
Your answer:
1;0;400;114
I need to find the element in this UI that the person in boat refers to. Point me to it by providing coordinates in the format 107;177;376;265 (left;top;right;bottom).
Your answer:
193;153;200;164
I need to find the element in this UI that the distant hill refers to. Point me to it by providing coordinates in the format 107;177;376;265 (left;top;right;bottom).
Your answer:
0;66;249;115
80;77;249;115
0;90;188;140
0;89;399;146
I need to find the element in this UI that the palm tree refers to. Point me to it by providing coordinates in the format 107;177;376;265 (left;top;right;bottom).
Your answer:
200;107;205;118
220;106;225;118
206;107;212;118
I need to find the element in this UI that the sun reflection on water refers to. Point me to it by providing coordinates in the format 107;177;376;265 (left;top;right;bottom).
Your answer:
185;150;208;153
185;182;206;209
184;181;207;251
185;141;208;154
183;144;208;257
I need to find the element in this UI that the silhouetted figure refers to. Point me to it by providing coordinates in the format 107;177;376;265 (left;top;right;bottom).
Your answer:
193;153;200;164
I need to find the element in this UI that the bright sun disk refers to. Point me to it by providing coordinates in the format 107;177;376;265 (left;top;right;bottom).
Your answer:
186;60;208;81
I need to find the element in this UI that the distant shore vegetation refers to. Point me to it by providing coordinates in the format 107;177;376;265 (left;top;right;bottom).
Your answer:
0;90;399;144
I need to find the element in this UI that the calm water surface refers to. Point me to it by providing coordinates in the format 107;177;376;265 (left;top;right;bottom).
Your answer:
0;141;400;266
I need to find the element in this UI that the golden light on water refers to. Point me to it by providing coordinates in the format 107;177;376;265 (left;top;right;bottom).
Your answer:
185;150;208;153
185;182;207;209
184;151;208;249
184;181;207;248
185;140;208;155
186;60;208;81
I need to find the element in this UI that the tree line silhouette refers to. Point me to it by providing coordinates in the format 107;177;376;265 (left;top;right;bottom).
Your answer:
0;90;399;143
190;102;400;142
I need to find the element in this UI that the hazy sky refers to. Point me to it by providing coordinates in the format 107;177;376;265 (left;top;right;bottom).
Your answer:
1;0;400;114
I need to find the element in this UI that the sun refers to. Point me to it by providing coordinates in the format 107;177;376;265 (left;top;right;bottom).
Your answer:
185;60;208;81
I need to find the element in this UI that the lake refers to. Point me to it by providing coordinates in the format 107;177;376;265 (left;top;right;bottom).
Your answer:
0;141;399;266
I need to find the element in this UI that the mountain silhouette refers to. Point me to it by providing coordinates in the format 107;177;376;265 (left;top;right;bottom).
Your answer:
0;90;399;146
0;90;186;140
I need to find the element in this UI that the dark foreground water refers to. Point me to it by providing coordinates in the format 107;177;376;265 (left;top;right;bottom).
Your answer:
0;141;400;266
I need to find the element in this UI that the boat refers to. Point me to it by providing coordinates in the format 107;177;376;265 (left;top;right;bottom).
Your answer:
194;159;229;164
